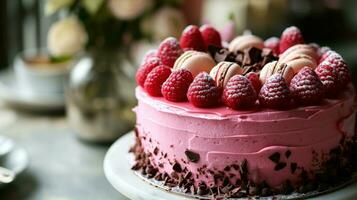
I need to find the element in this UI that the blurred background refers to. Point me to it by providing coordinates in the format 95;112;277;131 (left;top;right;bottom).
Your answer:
0;0;356;200
1;0;357;69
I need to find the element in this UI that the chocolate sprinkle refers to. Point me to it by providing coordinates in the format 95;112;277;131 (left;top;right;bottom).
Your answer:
184;149;200;163
269;152;281;164
285;150;292;158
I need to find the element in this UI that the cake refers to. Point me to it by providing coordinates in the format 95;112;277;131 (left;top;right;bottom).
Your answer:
130;25;357;198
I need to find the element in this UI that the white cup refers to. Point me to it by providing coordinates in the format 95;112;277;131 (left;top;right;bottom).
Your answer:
13;48;73;94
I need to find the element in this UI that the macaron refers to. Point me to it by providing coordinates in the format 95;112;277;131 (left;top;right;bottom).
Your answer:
173;51;216;77
260;61;295;85
228;35;264;53
210;61;243;88
282;54;317;74
279;44;319;63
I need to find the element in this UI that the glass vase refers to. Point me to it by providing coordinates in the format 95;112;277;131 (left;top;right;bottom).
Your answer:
66;51;136;143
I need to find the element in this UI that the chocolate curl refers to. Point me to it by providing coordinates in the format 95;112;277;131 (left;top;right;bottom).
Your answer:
208;45;278;74
261;48;278;67
208;45;230;63
242;47;263;66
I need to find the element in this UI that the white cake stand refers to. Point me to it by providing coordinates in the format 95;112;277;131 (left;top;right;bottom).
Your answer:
104;132;357;200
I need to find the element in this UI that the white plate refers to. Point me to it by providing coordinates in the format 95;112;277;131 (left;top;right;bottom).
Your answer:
104;132;357;200
0;136;29;187
0;70;65;111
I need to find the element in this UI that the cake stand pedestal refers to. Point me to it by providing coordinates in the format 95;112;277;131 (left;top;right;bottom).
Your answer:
104;132;357;200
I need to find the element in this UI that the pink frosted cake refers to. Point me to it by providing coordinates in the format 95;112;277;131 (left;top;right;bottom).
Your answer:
130;25;357;198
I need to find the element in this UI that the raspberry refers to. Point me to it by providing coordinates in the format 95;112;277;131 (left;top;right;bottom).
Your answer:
279;26;304;53
141;49;157;64
136;57;162;87
200;24;222;48
264;37;280;55
222;75;257;110
318;46;331;61
315;61;339;96
259;74;291;109
319;50;335;63
245;72;261;94
324;53;351;89
144;65;171;97
187;72;220;108
161;69;194;102
290;67;324;105
157;37;183;68
180;25;206;51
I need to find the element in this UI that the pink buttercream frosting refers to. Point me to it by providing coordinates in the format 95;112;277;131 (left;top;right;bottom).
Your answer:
134;85;356;188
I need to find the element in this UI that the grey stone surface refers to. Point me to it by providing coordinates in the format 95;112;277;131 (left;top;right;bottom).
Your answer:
0;107;129;200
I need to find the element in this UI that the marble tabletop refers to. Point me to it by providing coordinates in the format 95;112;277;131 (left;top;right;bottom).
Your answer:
0;105;129;200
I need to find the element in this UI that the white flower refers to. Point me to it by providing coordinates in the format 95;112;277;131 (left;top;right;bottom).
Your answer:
47;17;88;57
107;0;152;20
142;7;186;40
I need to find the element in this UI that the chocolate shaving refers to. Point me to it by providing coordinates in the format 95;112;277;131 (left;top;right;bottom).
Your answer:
131;163;141;171
275;162;287;171
261;187;272;197
242;47;262;66
184;149;200;163
269;152;281;164
172;162;182;172
285;150;292;158
153;147;159;155
184;171;192;179
170;171;179;179
224;166;231;171
208;45;231;63
233;51;244;64
282;180;294;194
208;45;278;74
130;128;357;198
231;164;240;170
145;165;158;178
197;182;209;195
261;48;277;66
291;163;298;174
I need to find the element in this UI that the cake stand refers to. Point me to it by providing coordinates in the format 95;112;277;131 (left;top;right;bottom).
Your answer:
104;132;357;200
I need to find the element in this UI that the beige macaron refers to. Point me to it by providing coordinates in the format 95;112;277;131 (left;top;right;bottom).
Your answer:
260;61;295;85
173;51;216;77
210;61;243;88
228;35;264;53
279;44;319;64
281;54;317;74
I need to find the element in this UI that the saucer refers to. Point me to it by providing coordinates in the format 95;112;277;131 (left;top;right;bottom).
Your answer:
104;132;357;200
0;70;65;111
0;136;29;187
